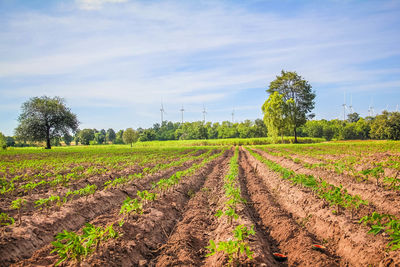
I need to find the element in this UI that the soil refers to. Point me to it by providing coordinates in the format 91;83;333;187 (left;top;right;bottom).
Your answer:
2;146;400;267
244;148;400;266
0;157;201;266
253;148;400;218
238;148;340;266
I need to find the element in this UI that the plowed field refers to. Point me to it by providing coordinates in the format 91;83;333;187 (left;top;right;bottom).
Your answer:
1;142;399;266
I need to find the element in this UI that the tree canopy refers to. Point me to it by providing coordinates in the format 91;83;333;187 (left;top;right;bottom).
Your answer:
262;91;292;142
79;129;95;145
0;132;6;150
267;70;315;142
123;128;139;147
15;96;79;149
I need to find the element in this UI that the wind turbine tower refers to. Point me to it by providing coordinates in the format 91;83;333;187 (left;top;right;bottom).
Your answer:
348;94;353;114
160;103;165;124
368;97;375;117
202;105;207;122
180;105;185;124
342;92;347;120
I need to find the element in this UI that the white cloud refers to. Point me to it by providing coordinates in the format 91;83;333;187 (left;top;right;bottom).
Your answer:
76;0;129;10
0;0;399;131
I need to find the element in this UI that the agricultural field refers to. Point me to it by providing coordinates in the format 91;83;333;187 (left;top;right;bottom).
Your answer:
1;140;400;266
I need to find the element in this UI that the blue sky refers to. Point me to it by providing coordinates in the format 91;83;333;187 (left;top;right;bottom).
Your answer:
1;0;400;136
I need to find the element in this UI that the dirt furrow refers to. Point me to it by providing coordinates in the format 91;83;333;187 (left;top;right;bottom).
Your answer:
153;151;232;266
81;151;229;267
203;152;278;267
12;151;230;267
238;148;340;266
0;159;199;266
254;148;400;218
244;148;399;266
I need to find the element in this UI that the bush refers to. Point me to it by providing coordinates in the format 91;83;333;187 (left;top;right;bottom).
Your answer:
0;132;6;150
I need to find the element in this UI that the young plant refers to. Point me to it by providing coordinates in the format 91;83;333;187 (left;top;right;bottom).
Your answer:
360;166;384;186
360;212;400;250
10;198;27;225
137;190;157;204
206;225;255;265
51;223;118;266
0;212;15;226
35;195;62;212
119;196;143;220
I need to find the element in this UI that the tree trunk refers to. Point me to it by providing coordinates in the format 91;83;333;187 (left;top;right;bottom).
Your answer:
294;127;298;143
45;127;51;149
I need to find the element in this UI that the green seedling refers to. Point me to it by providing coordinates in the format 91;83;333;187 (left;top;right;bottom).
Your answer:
0;212;15;226
137;190;157;204
10;198;27;225
360;166;384;186
120;197;143;219
206;224;255;266
51;223;118;266
360;212;400;250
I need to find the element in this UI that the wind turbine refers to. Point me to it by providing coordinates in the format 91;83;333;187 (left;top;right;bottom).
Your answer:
202;105;207;122
180;105;185;124
160;103;165;124
368;97;375;117
348;94;353;114
342;92;347;120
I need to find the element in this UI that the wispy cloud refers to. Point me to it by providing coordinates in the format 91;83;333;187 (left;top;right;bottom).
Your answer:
0;0;399;134
76;0;129;10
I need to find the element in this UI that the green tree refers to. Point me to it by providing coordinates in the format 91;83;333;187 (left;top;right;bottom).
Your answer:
94;132;106;144
123;128;138;147
0;132;6;150
79;129;95;145
6;136;15;147
262;91;289;142
253;119;268;137
217;121;238;139
138;129;155;141
347;112;360;123
106;128;116;143
302;120;323;138
370;111;400;140
115;130;124;144
74;130;81;145
63;133;73;146
237;120;253;138
267;70;316;143
15;96;79;149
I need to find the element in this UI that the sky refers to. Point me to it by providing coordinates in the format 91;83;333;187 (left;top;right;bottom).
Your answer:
1;0;400;136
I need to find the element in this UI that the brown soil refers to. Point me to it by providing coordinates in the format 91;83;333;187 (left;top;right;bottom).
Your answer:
254;148;400;218
0;158;199;266
153;152;232;266
238;148;340;266
2;146;400;267
154;148;278;267
11;150;229;267
244;148;400;266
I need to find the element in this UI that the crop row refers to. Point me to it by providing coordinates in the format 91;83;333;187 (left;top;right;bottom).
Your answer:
261;145;400;191
247;147;400;250
0;147;198;191
206;147;256;265
0;148;214;227
49;148;227;265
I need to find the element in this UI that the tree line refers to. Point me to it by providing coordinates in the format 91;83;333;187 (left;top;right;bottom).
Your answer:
2;70;400;149
2;110;400;149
